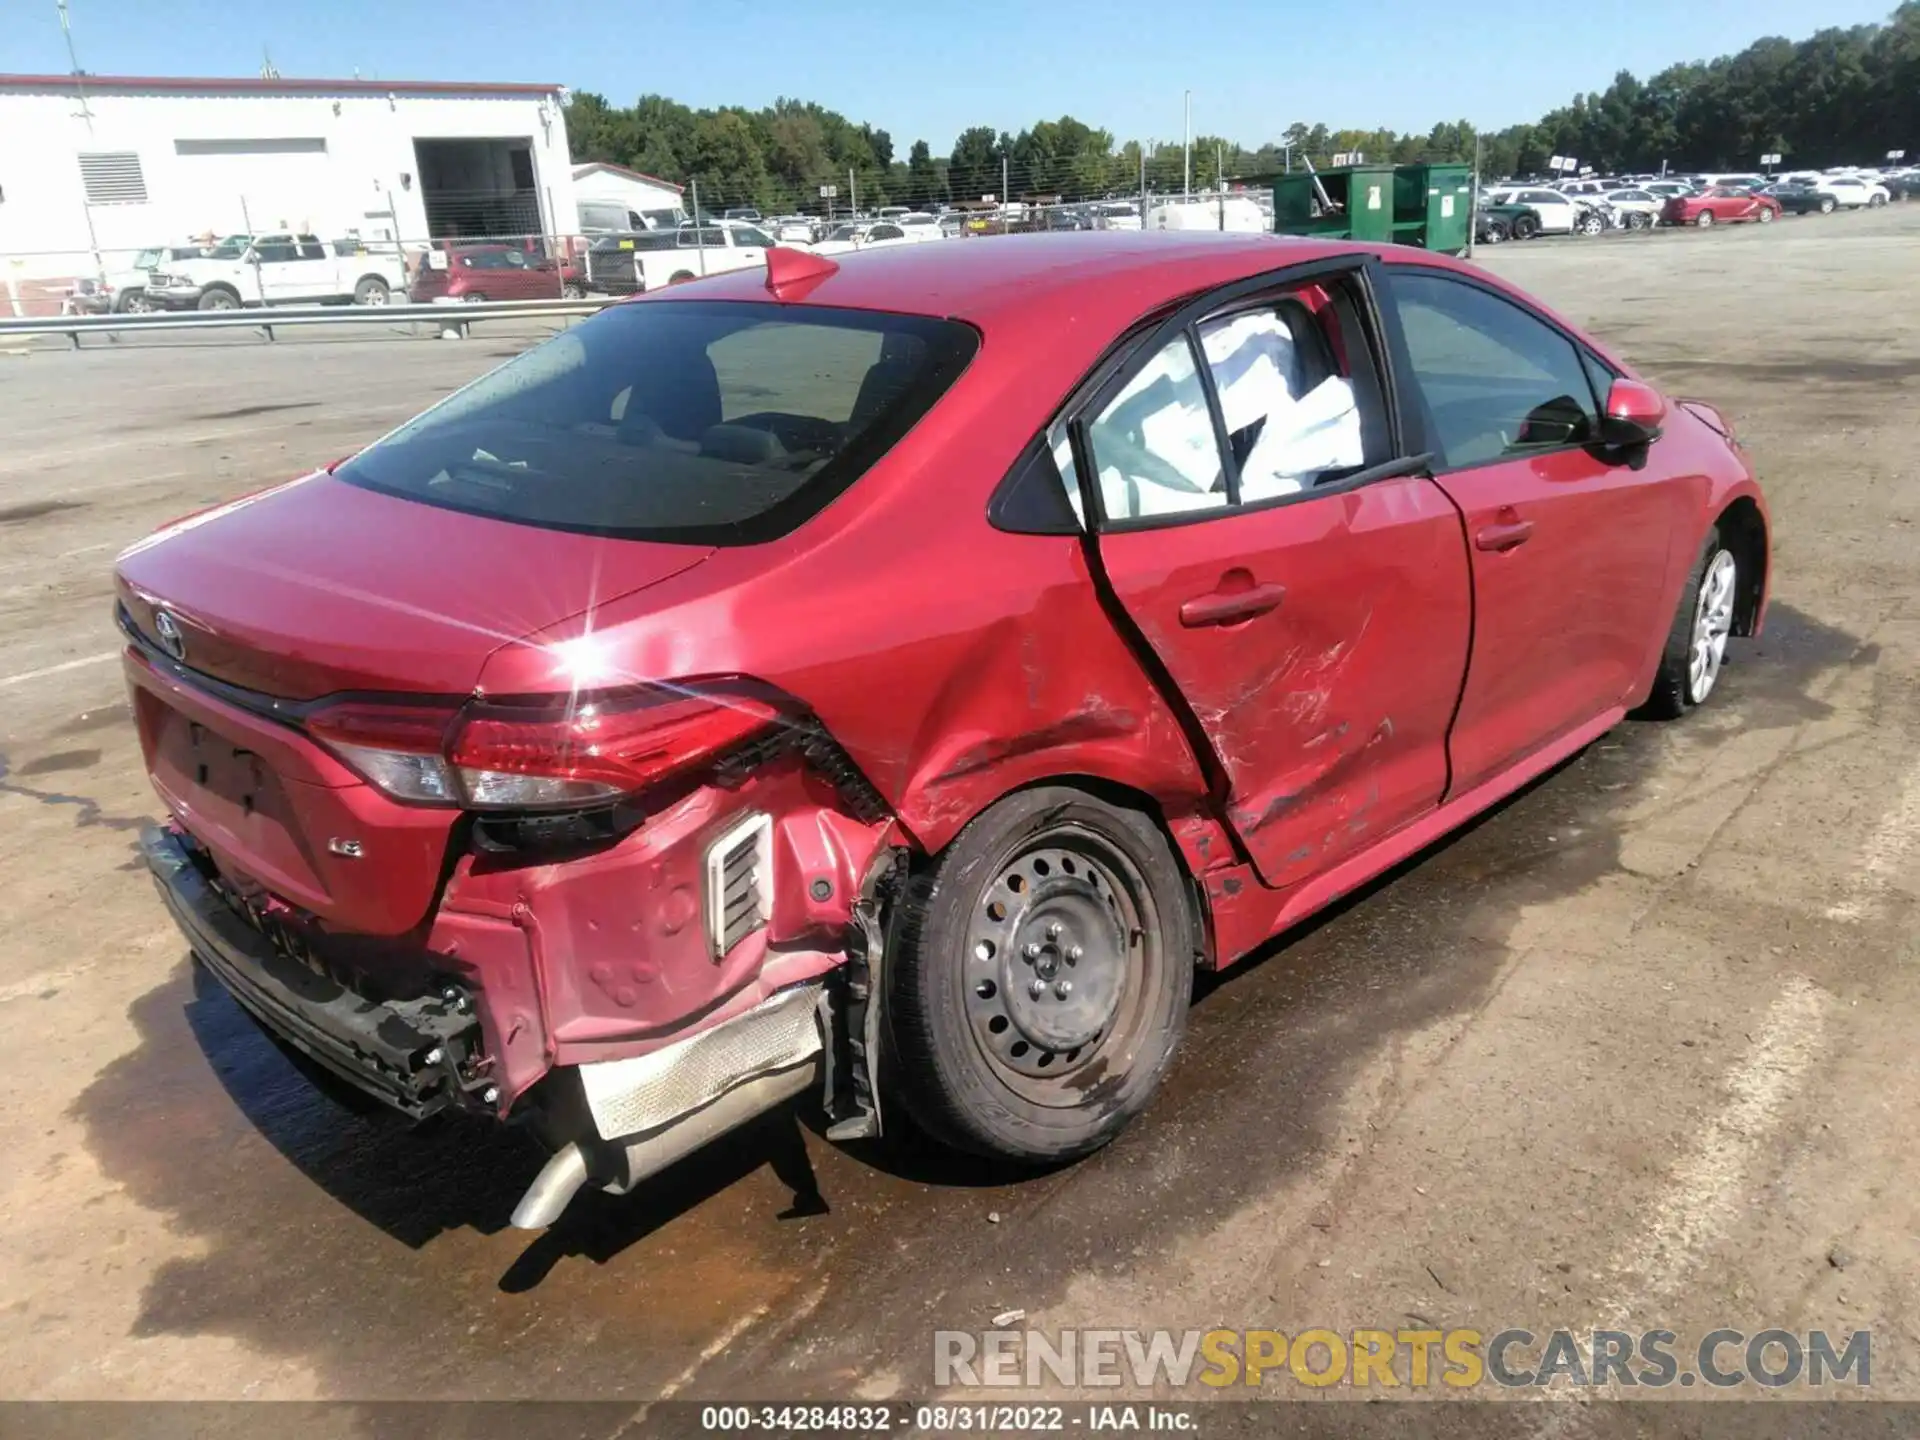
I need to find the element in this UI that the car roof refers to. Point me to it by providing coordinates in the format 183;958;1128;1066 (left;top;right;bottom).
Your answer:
640;232;1360;338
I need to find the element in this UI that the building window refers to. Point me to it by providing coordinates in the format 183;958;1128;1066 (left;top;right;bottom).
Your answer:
173;137;328;156
78;151;149;205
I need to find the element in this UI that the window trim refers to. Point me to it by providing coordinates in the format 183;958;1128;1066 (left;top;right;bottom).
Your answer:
1375;262;1624;477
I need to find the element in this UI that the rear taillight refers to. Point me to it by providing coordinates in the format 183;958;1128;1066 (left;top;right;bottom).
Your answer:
304;686;780;811
305;701;463;804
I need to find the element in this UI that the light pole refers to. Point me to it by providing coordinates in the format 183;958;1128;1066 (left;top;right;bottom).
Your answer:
1183;90;1192;200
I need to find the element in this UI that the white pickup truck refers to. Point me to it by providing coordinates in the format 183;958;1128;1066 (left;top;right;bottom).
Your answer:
147;234;409;310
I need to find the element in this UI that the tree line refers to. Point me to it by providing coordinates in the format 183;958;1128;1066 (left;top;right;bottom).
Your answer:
565;3;1920;212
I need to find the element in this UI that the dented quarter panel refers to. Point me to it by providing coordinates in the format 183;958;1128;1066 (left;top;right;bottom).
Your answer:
1097;476;1473;889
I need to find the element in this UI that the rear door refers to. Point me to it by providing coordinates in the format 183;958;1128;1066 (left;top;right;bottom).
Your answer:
1080;263;1473;889
1379;264;1681;795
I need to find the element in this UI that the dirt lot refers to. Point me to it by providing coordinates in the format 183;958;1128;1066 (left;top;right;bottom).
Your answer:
2;210;1918;1417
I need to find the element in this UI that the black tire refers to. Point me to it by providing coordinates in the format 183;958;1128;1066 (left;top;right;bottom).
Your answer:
886;786;1194;1164
1870;193;1888;208
1480;219;1509;245
1819;197;1836;214
1512;214;1540;241
1757;206;1774;223
196;287;239;311
462;291;487;303
669;270;697;285
353;276;390;305
1695;211;1714;227
1641;526;1739;719
1579;214;1604;235
562;281;586;299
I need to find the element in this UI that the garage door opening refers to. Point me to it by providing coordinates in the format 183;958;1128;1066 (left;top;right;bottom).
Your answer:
414;138;542;242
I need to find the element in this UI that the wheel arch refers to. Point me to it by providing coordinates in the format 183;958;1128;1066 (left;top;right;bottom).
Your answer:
906;770;1223;973
1714;496;1769;638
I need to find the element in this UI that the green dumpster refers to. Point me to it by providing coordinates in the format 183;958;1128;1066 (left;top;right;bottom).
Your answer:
1391;162;1473;252
1267;164;1395;242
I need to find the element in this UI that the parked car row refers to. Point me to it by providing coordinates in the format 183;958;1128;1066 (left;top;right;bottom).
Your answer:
1475;164;1903;244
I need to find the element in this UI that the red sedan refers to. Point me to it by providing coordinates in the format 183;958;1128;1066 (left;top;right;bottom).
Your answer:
1663;186;1783;227
118;234;1769;1227
407;243;564;302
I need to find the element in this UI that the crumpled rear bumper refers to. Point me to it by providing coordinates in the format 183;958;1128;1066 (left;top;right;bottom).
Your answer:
141;824;480;1119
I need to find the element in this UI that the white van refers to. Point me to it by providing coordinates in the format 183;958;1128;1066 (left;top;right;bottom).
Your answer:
1146;197;1268;234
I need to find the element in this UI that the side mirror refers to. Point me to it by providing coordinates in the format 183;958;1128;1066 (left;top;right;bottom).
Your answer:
1601;377;1667;446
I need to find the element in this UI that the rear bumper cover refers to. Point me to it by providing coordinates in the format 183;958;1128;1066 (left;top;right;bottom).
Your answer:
141;824;478;1118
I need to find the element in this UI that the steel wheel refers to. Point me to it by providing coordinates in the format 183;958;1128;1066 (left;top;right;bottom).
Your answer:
1696;211;1714;227
1758;206;1774;223
1688;549;1738;703
964;838;1162;1102
887;786;1193;1162
123;292;154;313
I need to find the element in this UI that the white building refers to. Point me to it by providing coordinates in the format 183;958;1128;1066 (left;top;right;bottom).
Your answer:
572;161;686;231
0;72;578;297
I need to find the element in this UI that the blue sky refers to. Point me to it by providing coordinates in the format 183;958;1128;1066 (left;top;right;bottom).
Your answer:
2;0;1893;150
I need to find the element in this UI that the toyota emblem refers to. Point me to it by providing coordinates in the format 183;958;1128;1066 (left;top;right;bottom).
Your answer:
153;609;187;661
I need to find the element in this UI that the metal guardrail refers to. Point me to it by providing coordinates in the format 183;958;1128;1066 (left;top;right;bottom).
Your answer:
0;297;618;349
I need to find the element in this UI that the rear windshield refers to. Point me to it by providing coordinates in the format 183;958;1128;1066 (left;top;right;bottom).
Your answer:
336;300;978;544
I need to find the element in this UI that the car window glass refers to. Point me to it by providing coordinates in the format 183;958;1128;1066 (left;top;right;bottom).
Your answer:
499;250;528;268
679;228;725;247
1390;270;1599;469
871;225;904;240
336;301;976;543
734;227;776;248
254;240;297;263
1084;334;1226;521
1197;302;1365;502
296;236;325;259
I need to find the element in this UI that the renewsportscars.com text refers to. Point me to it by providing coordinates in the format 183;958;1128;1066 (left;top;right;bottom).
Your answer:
934;1327;1871;1390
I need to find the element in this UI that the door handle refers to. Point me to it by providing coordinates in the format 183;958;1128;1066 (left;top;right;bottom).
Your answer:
1179;582;1287;627
1474;519;1535;552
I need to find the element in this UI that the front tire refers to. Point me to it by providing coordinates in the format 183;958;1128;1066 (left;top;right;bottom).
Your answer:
1819;197;1837;214
1511;214;1540;241
196;288;239;311
1757;206;1774;223
1695;211;1715;227
886;786;1194;1164
1642;528;1739;718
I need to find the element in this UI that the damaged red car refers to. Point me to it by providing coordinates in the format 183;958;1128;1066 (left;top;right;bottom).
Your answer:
119;233;1769;1228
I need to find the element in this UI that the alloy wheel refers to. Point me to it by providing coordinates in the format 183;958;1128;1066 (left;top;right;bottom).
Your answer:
1688;549;1738;702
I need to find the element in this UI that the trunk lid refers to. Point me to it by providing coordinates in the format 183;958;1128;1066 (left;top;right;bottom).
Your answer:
118;473;712;933
117;471;712;700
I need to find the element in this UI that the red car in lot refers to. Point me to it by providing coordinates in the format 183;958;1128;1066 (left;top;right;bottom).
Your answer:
119;234;1769;1227
1662;186;1782;227
408;243;564;303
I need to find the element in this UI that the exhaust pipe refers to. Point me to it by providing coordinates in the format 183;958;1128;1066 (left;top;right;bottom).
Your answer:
510;1060;818;1229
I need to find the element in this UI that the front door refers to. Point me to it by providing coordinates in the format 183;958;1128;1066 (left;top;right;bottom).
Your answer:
1084;269;1473;889
1380;265;1682;795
